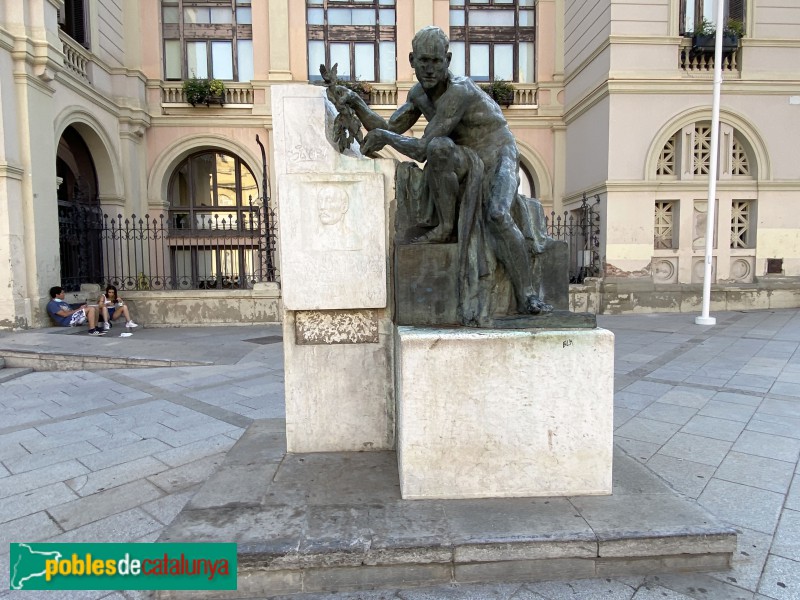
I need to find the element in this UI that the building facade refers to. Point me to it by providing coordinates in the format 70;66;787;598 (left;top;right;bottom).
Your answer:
0;0;798;330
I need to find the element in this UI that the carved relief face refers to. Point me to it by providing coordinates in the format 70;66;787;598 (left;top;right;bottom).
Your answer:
318;188;349;225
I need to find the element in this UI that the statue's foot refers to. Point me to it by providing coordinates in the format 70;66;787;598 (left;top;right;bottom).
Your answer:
524;295;553;315
410;226;452;244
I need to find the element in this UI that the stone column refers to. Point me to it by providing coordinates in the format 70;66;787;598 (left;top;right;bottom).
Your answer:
0;0;62;328
268;0;292;81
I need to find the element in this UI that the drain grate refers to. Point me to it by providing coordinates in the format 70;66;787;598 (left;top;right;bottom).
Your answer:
244;336;283;345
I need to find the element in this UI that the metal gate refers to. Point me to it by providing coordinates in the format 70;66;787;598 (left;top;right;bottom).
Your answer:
58;201;104;292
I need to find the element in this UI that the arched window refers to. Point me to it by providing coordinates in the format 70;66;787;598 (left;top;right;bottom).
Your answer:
651;120;758;284
167;150;262;289
518;162;536;198
168;150;258;230
655;121;753;179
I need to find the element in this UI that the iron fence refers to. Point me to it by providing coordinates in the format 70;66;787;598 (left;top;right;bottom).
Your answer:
59;194;600;293
59;199;279;292
546;194;602;284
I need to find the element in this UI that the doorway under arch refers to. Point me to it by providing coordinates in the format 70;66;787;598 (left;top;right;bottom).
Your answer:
57;125;104;291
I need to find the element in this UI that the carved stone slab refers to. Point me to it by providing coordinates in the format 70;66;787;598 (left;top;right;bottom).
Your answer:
295;309;379;345
272;86;337;176
278;172;387;310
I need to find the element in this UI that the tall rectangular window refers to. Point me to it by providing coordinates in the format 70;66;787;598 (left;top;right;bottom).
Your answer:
449;0;536;82
654;201;677;249
162;0;253;81
60;0;89;48
306;0;397;83
730;200;753;249
680;0;745;35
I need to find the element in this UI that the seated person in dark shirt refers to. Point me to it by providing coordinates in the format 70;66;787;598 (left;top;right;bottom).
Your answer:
46;286;106;336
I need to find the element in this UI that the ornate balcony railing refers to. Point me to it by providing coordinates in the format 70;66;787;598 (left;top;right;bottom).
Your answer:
679;38;741;73
60;31;90;82
363;82;538;107
161;82;255;105
512;83;538;106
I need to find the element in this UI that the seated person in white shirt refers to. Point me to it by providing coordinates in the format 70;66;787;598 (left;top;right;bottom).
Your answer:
97;285;138;331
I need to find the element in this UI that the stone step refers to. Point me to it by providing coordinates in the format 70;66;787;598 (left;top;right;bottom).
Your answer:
156;421;737;600
0;349;208;371
0;356;5;368
0;367;33;383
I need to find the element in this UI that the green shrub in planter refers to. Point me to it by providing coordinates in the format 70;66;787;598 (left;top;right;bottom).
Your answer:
690;17;742;53
182;77;225;106
479;80;515;108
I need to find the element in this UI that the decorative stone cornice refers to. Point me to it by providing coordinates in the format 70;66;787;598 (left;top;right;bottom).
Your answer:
0;163;25;181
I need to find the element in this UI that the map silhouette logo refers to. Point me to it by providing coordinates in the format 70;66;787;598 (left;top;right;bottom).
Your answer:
10;543;62;589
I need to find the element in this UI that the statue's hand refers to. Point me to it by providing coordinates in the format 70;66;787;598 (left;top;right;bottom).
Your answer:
362;129;387;155
326;85;357;109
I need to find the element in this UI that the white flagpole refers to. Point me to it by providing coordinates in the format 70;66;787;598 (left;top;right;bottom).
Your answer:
695;0;725;326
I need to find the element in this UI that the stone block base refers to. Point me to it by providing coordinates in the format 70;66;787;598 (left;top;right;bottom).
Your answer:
396;326;614;499
283;310;395;452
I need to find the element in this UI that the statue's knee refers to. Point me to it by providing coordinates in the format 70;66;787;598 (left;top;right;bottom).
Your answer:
427;137;457;170
486;206;512;229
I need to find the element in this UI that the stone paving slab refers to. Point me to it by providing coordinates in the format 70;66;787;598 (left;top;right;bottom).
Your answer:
3;311;800;599
0;325;283;370
157;421;736;598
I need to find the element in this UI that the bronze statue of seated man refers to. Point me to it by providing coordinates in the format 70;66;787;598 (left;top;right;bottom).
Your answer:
328;26;553;323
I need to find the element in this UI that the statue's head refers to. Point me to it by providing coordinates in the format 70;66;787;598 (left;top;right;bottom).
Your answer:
318;187;349;226
410;26;451;91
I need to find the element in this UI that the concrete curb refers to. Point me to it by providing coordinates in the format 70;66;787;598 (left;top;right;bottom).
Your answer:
0;350;211;371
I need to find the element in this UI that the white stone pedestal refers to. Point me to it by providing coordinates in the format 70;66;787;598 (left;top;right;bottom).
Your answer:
396;327;614;499
273;84;397;452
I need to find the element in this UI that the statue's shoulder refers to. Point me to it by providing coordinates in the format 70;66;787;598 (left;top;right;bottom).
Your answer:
450;75;479;92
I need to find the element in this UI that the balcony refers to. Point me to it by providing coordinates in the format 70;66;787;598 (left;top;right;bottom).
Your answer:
366;83;537;107
161;82;254;106
60;31;91;82
679;38;741;75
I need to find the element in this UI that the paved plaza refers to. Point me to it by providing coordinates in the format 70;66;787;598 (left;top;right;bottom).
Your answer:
0;308;799;599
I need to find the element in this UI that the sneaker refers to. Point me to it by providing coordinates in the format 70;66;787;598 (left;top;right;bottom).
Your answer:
125;321;139;328
102;322;110;331
88;329;106;336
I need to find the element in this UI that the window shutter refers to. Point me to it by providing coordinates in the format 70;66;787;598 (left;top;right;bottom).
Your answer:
728;0;745;22
66;0;88;48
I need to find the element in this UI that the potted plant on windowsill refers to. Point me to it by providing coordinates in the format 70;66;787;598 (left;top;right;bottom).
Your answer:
206;78;225;105
479;79;515;108
182;76;226;106
691;18;743;53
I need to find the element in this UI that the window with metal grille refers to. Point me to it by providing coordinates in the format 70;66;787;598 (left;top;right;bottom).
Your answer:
162;0;253;81
448;0;535;83
731;137;750;176
693;124;712;176
654;201;677;249
656;135;677;176
680;0;745;35
306;0;397;83
730;200;753;248
167;151;263;288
